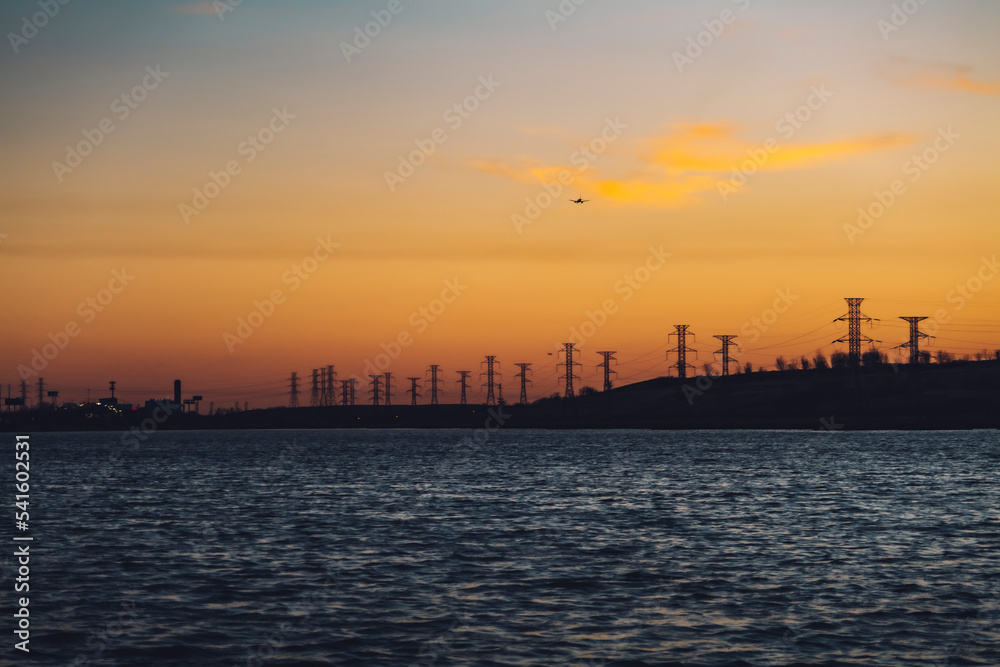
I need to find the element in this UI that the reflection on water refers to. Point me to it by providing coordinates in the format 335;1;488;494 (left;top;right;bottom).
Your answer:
23;429;1000;666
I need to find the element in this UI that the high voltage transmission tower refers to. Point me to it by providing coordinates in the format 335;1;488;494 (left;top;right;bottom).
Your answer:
383;372;393;405
456;371;471;405
323;365;336;406
898;316;932;365
713;335;738;376
288;372;300;408
514;363;532;404
341;378;356;406
481;356;499;406
310;368;320;406
668;325;697;378
834;298;877;367
596;351;617;392
558;343;581;398
427;365;441;405
407;377;422;406
368;374;382;406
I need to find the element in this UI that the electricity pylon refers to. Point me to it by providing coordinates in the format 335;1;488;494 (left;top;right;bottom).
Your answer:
898;317;931;365
407;377;422;406
310;368;320;406
668;325;697;378
340;378;356;406
596;351;617;391
481;356;499;406
558;343;581;398
834;298;877;367
383;372;393;405
368;375;382;406
427;365;441;405
288;372;300;408
514;363;532;404
713;335;738;376
456;371;471;405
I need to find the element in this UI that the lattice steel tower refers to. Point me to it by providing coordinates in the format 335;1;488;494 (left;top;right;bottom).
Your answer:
898;317;931;365
340;378;356;406
514;363;532;404
668;325;697;378
834;298;875;367
407;377;422;406
428;365;441;405
596;351;617;392
383;372;393;406
558;343;581;398
368;374;382;406
310;369;320;406
289;372;300;408
713;335;738;376
481;356;499;406
456;371;471;405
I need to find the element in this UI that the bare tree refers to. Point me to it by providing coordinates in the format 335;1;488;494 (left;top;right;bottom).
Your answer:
813;353;829;369
775;356;787;371
799;356;810;370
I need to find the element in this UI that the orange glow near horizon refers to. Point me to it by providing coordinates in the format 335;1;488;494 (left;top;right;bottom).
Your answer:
2;2;999;407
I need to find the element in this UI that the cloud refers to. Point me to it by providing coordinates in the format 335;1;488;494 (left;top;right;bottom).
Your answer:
172;2;222;17
468;122;914;207
886;59;1000;96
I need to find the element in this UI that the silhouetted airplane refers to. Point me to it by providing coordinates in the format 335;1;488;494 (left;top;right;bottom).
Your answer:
570;198;589;204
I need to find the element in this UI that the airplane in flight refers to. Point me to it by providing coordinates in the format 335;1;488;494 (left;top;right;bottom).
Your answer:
570;198;589;204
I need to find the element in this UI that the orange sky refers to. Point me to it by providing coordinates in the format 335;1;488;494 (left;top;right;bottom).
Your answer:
2;1;999;406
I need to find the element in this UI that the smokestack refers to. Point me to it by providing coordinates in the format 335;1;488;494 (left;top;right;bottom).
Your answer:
174;380;181;404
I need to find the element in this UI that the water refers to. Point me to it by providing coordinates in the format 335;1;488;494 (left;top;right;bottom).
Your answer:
11;428;1000;666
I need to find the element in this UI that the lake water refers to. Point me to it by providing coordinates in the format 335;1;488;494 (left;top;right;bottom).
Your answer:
11;428;1000;666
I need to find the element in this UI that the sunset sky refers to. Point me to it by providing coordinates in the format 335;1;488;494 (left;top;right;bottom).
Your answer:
2;0;999;407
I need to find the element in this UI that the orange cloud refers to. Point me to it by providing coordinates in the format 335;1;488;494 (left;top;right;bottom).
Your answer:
469;122;914;206
887;60;1000;96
